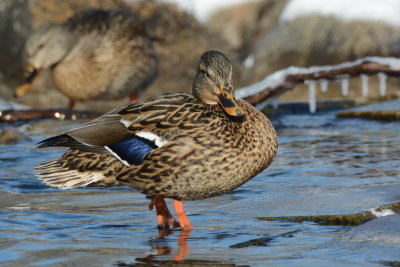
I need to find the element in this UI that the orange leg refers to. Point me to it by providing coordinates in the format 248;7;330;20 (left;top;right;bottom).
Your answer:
149;198;180;229
129;92;138;102
68;98;76;109
173;199;191;230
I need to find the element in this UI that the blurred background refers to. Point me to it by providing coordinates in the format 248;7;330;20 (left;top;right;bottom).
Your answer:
1;0;400;112
1;2;400;266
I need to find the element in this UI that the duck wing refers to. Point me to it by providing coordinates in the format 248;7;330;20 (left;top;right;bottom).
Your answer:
37;93;211;166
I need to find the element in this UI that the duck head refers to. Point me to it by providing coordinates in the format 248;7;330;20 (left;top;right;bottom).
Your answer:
192;50;244;119
15;25;76;98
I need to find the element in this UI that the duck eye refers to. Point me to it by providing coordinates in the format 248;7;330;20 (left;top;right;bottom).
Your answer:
204;72;211;79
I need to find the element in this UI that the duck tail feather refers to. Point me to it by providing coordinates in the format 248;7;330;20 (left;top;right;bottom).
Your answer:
37;134;76;149
35;160;105;189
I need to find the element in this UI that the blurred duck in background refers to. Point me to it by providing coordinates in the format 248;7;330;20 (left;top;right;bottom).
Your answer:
15;9;158;108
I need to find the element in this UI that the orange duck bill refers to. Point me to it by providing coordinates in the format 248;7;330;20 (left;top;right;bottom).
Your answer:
218;86;244;118
14;63;40;98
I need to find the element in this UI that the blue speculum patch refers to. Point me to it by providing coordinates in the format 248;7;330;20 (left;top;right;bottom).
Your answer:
107;135;157;165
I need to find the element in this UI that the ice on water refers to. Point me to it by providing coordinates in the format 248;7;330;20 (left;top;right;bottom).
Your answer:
340;77;349;96
320;79;329;92
360;74;369;97
305;80;317;113
377;72;387;96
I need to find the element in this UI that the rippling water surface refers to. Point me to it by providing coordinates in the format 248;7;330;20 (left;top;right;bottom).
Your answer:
1;108;400;266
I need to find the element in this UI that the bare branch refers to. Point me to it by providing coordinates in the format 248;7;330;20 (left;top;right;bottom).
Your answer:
239;57;400;106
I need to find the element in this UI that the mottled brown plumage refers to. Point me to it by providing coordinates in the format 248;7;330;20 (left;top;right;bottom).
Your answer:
16;9;158;105
35;51;278;230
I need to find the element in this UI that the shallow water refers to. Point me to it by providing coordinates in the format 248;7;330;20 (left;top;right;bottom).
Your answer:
1;107;400;266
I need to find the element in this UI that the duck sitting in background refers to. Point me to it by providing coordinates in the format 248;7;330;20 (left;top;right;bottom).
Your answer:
35;50;278;230
15;9;158;108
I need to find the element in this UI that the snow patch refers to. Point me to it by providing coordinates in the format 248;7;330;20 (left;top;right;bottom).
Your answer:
370;208;396;217
236;66;304;98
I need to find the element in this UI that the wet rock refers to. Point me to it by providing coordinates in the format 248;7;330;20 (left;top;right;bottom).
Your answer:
0;126;31;144
260;201;400;226
337;111;400;122
337;99;400;121
260;213;374;226
229;230;299;248
230;236;273;248
380;261;400;267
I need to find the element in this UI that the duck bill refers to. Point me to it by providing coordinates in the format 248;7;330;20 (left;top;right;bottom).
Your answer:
14;83;32;98
218;88;244;118
14;63;39;98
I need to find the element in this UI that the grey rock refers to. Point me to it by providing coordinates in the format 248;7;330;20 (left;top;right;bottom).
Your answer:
0;126;31;144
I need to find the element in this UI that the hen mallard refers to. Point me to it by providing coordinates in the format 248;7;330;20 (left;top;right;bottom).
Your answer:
15;9;158;108
36;50;278;230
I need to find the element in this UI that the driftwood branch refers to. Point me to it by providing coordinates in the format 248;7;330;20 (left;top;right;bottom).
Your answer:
240;57;400;106
0;109;102;123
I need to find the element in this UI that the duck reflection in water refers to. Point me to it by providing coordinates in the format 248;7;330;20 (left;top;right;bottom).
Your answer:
132;229;244;266
145;229;191;261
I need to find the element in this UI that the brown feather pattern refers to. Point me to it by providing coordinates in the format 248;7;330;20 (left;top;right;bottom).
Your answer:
36;95;277;200
36;50;278;203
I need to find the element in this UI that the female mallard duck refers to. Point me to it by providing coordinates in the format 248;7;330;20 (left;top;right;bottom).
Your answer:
15;9;158;108
36;50;278;230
